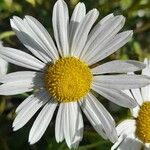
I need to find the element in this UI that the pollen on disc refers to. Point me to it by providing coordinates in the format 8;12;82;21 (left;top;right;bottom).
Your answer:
136;101;150;143
44;57;93;103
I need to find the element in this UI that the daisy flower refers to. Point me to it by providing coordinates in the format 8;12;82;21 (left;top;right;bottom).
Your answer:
0;0;150;148
111;58;150;150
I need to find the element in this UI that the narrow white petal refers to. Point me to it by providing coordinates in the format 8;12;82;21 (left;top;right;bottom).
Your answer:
0;47;45;70
80;93;117;143
131;88;143;105
16;94;35;113
81;15;125;60
69;2;86;47
13;91;50;131
0;58;8;76
70;9;99;57
55;103;64;143
29;101;57;144
87;31;133;65
82;14;115;60
141;58;150;100
0;71;42;83
24;16;59;60
0;81;33;95
130;106;140;118
71;104;84;149
0;71;44;95
123;90;140;117
10;17;52;63
79;98;107;140
123;90;134;99
88;13;114;40
52;0;69;56
93;74;150;90
63;102;79;149
100;13;114;24
63;104;71;148
92;84;137;108
92;60;145;74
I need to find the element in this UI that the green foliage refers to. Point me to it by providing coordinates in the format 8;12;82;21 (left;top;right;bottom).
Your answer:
0;0;149;149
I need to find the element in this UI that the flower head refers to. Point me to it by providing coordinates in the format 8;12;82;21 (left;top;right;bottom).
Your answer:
111;58;150;150
0;0;150;149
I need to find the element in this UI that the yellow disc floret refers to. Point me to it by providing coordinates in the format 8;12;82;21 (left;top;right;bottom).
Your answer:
44;57;92;103
136;101;150;143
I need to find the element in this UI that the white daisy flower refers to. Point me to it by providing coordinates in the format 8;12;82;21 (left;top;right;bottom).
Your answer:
0;0;149;148
0;41;8;76
111;58;150;150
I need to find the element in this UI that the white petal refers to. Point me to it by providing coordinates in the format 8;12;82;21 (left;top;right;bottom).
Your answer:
16;94;35;113
123;72;143;105
80;93;117;143
0;71;44;95
69;2;86;47
0;71;42;83
92;60;145;74
116;119;136;136
130;106;140;118
29;101;57;144
92;84;137;108
0;81;33;95
93;74;150;90
0;58;8;76
0;47;45;70
24;16;59;60
11;17;52;63
88;14;114;42
82;14;114;59
81;15;125;60
70;9;99;57
141;58;150;100
55;103;64;143
142;58;150;76
63;102;80;149
71;104;84;149
52;0;69;56
88;13;114;38
123;90;134;99
131;88;143;105
79;98;107;140
123;89;140;117
87;31;133;65
13;91;50;131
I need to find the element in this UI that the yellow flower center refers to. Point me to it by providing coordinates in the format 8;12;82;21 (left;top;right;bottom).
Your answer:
44;57;93;103
136;101;150;143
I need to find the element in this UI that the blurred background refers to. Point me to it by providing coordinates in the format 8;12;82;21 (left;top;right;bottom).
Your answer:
0;0;149;149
